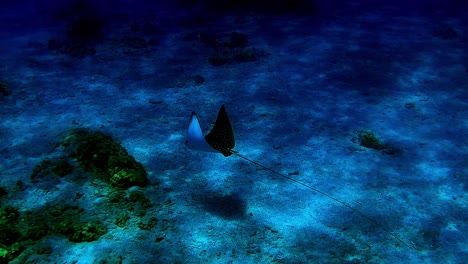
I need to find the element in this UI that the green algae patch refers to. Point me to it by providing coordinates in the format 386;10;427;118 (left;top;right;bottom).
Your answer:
61;128;148;189
67;222;107;242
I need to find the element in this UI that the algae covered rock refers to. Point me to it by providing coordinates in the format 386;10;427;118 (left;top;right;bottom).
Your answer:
47;204;107;243
0;193;108;263
51;159;73;177
0;206;22;263
30;158;73;183
0;206;21;246
110;168;146;188
68;222;107;242
0;186;7;199
128;190;152;217
60;128;148;189
0;80;12;100
0;247;9;263
358;130;385;150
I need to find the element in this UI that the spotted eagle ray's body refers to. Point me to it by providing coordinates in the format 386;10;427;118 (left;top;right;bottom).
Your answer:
186;104;414;250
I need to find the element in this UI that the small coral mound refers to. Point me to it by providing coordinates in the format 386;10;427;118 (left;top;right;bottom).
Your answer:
0;80;12;99
358;130;385;150
61;128;148;189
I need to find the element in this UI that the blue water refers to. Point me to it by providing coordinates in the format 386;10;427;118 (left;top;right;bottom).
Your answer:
0;1;466;263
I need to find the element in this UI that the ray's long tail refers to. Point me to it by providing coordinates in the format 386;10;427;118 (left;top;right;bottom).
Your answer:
232;151;416;250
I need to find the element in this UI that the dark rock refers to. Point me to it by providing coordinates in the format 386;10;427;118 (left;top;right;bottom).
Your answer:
130;22;141;32
141;22;159;35
432;25;459;40
208;54;228;66
0;80;12;96
234;48;257;62
358;130;385;150
120;37;147;49
51;159;73;177
229;32;248;48
48;39;64;50
147;38;159;46
68;15;103;42
193;75;205;85
0;186;7;198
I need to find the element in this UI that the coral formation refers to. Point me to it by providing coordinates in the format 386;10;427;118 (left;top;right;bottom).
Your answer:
67;222;107;242
42;204;107;243
128;190;152;217
358;130;385;150
60;128;148;189
138;216;158;230
30;158;73;183
51;159;74;177
0;202;108;263
0;205;47;262
106;189;153;227
0;206;21;247
0;186;7;199
115;213;130;228
0;80;12;99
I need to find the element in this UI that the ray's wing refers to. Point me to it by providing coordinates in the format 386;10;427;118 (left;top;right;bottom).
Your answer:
205;105;236;157
186;111;218;153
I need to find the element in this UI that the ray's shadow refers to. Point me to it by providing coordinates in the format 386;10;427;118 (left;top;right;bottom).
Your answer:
193;192;247;220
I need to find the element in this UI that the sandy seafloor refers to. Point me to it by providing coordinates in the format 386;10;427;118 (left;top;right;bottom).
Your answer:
0;1;467;263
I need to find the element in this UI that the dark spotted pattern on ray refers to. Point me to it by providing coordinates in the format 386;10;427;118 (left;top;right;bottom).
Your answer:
205;105;235;157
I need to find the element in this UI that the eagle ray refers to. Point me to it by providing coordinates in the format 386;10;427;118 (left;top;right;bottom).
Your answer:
186;104;415;250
